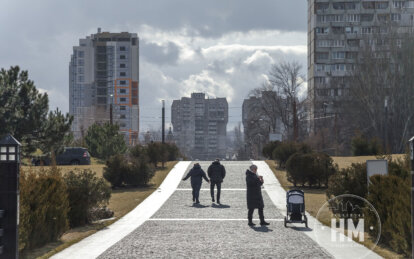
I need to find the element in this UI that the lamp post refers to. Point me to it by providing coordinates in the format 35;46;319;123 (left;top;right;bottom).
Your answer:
0;134;21;259
109;93;114;125
409;136;414;258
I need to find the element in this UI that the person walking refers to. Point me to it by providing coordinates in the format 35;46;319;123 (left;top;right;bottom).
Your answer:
207;159;226;204
246;164;269;226
182;163;210;204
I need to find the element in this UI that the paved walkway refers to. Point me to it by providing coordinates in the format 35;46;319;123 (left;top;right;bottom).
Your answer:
54;161;382;259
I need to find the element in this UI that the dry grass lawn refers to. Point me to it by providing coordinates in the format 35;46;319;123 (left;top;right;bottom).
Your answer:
265;159;405;259
22;161;178;259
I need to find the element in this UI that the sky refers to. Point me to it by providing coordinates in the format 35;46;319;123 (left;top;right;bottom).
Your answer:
0;0;307;132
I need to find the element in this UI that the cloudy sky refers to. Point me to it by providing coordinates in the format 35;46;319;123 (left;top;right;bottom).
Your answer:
0;0;307;132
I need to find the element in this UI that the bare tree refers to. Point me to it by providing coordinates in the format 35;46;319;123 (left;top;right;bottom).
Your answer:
248;61;306;141
344;31;414;153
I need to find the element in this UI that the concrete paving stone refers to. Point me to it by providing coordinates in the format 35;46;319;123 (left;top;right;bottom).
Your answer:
98;221;332;259
152;190;283;219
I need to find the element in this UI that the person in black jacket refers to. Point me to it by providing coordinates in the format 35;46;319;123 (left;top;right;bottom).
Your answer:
182;163;210;204
246;164;269;226
207;159;226;204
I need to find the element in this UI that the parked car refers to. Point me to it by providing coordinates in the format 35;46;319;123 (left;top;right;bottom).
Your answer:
32;147;91;166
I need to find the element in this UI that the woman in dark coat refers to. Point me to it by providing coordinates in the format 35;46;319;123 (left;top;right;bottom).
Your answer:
183;163;210;203
246;164;269;226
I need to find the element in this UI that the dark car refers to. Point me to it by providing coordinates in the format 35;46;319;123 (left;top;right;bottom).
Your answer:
32;147;91;166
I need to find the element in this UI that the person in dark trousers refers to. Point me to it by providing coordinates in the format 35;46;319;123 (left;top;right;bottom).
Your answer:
246;164;270;226
207;159;226;204
182;163;210;203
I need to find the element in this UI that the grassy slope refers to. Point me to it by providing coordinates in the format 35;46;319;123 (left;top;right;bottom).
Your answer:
266;156;405;259
22;161;178;259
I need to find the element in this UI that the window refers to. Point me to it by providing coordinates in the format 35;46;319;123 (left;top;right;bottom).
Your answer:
345;2;356;9
333;2;345;10
316;3;329;10
315;77;326;84
332;51;345;59
120;80;126;85
78;59;84;66
316;64;328;72
346;52;358;59
391;13;401;21
120;106;126;111
77;51;84;58
376;2;389;9
120;114;126;119
78;75;84;82
347;14;360;22
331;64;345;71
345;26;359;34
361;27;373;34
317;40;330;47
120;97;127;102
316;52;329;60
120;89;126;94
377;14;389;22
120;63;126;68
332;40;345;47
120;46;126;51
120;55;126;59
120;72;126;76
332;27;345;34
347;39;360;47
316;27;330;34
363;2;375;9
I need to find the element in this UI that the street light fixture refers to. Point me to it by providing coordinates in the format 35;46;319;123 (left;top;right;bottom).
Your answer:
0;134;20;163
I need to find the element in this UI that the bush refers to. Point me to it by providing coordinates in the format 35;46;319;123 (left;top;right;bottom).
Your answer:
286;152;336;187
104;154;155;187
85;122;127;160
262;141;281;159
103;154;129;187
64;169;111;227
367;175;411;256
272;142;312;168
351;135;382;156
19;167;69;251
326;163;367;204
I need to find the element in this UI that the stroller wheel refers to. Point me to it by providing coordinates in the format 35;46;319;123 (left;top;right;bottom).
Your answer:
284;216;287;228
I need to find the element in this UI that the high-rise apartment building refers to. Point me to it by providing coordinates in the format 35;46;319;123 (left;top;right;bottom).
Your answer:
171;93;228;160
308;0;414;131
69;29;139;145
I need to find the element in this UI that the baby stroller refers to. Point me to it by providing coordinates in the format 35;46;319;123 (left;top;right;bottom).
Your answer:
284;189;308;228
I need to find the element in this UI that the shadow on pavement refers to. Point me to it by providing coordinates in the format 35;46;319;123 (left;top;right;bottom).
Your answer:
290;226;313;232
190;203;210;208
211;203;231;209
249;226;273;233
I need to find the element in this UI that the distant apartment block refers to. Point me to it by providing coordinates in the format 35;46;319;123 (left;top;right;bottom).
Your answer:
171;93;228;160
69;28;139;145
308;0;414;131
242;92;283;159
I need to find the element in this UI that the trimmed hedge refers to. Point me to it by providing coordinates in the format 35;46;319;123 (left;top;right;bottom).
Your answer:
19;167;69;251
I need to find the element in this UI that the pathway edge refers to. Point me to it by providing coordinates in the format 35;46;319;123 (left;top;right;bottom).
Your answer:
51;161;192;259
252;161;382;259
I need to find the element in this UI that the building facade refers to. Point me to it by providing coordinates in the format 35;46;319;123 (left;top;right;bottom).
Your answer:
242;93;283;159
69;29;139;145
308;0;414;131
171;93;228;160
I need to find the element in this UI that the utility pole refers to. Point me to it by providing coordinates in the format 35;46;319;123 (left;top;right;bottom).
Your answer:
293;98;298;141
162;100;165;144
110;93;113;125
409;136;414;259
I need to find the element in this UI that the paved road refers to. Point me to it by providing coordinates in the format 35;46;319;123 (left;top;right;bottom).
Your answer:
98;161;332;258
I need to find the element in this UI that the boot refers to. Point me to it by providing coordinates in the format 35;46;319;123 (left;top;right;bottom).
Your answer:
248;217;255;226
260;221;270;226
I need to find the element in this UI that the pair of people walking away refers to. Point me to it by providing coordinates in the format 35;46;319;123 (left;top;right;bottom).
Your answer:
182;163;210;203
246;164;269;226
207;159;226;204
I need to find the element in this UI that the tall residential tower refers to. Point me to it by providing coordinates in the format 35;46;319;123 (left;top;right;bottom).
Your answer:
308;0;414;131
171;93;228;160
69;29;139;145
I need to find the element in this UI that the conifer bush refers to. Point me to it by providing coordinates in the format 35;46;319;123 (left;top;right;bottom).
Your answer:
64;169;111;227
19;167;69;251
